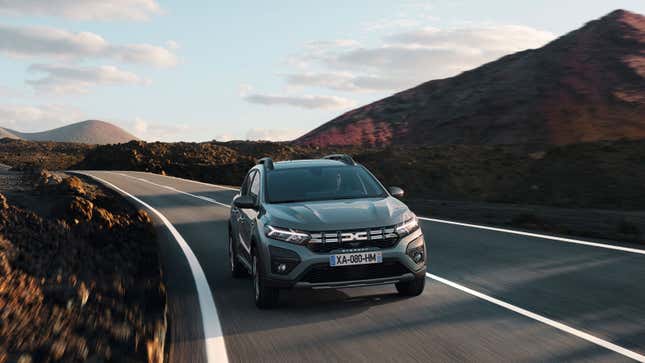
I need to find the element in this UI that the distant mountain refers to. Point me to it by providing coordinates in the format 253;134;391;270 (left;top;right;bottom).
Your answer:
0;128;19;139
0;120;138;145
295;9;645;147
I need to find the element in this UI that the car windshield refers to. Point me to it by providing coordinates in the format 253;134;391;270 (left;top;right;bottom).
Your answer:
266;165;387;203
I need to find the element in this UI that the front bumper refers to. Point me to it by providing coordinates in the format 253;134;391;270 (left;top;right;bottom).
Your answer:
260;229;426;289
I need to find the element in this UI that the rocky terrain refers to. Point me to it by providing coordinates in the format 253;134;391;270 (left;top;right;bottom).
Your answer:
75;140;317;186
1;137;643;243
78;139;645;244
0;139;93;171
0;120;138;145
0;169;166;363
296;9;645;147
75;139;645;210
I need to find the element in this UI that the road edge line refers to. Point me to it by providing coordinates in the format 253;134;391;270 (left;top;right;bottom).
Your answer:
419;217;645;256
425;272;645;362
75;172;229;363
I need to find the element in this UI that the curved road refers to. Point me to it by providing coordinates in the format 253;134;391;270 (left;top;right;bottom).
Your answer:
75;170;645;363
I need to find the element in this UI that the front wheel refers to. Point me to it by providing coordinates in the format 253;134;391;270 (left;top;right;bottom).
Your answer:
396;276;426;296
252;250;279;309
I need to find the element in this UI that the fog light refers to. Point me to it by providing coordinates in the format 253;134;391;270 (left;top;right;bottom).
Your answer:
406;237;425;264
413;251;424;263
269;246;300;274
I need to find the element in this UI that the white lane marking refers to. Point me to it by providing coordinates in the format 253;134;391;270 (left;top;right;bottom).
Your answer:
78;172;229;363
143;172;239;191
112;172;231;208
426;272;645;362
104;171;645;361
419;217;645;256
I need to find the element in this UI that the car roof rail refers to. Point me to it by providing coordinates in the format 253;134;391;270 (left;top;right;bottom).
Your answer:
322;154;356;165
257;157;274;170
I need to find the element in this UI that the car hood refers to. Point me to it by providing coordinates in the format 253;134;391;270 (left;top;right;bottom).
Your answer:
263;197;412;231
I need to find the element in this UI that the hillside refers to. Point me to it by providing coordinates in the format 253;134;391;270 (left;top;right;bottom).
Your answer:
0;120;138;145
296;9;645;147
0;128;19;139
0;139;93;171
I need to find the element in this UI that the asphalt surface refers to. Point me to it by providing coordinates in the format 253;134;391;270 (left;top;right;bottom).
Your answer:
76;170;645;363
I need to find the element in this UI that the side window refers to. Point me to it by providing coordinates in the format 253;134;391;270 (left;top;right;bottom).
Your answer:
241;171;254;196
249;171;261;199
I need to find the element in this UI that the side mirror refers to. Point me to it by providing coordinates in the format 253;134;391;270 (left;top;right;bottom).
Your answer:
233;195;257;209
388;186;405;198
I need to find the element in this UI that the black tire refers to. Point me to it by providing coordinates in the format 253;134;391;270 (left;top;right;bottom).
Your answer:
396;275;425;296
229;232;247;278
252;249;279;309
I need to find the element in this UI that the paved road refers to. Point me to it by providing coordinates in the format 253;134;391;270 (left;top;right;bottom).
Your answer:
76;170;645;363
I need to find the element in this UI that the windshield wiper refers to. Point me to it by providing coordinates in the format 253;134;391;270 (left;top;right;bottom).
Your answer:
271;199;307;204
271;195;384;204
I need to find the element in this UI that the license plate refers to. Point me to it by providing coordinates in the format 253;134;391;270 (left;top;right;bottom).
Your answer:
329;252;382;267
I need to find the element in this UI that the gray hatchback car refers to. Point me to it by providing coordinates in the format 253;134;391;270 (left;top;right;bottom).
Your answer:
228;154;427;308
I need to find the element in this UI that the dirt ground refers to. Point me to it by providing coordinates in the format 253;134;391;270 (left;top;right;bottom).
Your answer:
0;169;166;363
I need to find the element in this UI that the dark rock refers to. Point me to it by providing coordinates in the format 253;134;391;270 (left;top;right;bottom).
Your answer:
67;196;94;222
0;193;8;210
295;10;645;147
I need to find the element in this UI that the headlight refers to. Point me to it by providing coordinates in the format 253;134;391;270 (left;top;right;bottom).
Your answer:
265;225;310;244
396;217;419;236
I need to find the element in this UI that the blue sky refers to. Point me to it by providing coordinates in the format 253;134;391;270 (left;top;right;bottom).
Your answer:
0;0;643;142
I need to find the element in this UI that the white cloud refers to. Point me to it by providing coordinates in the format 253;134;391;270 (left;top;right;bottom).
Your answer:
286;24;555;93
0;0;162;21
286;39;360;70
0;104;85;132
362;18;422;32
0;85;25;98
238;83;254;96
284;72;411;92
0;25;108;57
212;133;235;142
304;39;359;51
245;128;306;142
385;25;554;53
0;24;178;67
27;64;149;94
243;92;356;110
111;43;178;67
165;40;180;50
124;117;191;141
132;117;148;134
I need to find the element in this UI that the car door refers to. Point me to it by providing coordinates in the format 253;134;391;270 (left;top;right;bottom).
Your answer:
238;170;260;261
231;170;253;261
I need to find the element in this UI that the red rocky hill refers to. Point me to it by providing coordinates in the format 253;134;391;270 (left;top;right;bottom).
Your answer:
296;10;645;147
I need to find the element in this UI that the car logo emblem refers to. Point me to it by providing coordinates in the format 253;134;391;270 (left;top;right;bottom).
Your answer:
340;231;368;242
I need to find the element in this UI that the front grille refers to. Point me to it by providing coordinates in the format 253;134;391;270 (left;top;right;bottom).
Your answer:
307;226;399;253
300;261;409;284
